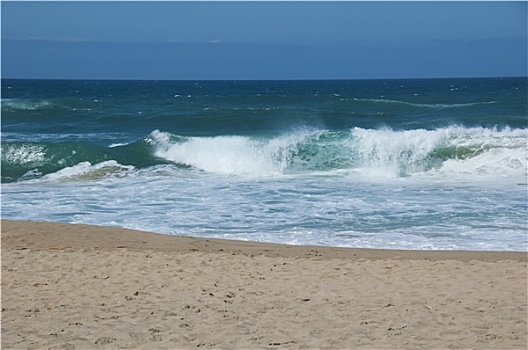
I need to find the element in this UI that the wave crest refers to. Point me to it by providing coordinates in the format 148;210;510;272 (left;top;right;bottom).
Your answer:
148;129;307;176
1;98;55;111
148;126;527;181
2;126;525;183
351;98;496;109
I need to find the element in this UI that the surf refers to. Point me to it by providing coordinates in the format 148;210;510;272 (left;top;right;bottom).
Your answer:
2;78;526;252
148;126;527;181
3;125;526;184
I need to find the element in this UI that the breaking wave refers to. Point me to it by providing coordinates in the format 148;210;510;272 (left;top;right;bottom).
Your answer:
3;126;525;184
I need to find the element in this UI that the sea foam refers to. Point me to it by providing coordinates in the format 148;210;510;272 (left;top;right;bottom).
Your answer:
41;161;135;182
149;129;306;176
146;126;527;183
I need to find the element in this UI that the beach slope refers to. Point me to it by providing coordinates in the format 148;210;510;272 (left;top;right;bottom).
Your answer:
1;220;526;349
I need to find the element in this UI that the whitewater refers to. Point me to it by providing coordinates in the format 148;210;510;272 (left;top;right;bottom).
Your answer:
2;78;527;251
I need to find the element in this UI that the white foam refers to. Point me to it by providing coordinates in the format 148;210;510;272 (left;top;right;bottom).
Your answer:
108;142;130;148
350;127;445;176
350;126;527;182
41;161;134;182
146;127;527;183
149;129;312;177
3;145;526;252
1;144;46;165
1;98;53;110
435;146;527;181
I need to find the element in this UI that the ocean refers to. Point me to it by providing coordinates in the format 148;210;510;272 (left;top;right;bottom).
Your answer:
1;78;527;251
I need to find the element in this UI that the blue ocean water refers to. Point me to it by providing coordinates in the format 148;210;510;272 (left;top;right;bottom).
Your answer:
1;78;527;251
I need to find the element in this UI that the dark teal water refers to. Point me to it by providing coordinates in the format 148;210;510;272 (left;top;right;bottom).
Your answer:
2;78;527;250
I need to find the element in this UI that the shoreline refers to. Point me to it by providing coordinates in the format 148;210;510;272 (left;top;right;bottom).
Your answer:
2;219;526;261
2;219;527;349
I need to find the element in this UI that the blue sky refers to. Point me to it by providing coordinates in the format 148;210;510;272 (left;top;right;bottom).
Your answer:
2;1;527;80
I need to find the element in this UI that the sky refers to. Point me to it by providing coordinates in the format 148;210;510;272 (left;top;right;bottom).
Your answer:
1;1;527;80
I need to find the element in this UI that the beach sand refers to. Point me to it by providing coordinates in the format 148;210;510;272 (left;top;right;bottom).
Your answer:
1;219;526;349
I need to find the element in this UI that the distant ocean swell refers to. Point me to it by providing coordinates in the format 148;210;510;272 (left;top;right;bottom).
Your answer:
1;96;498;111
2;94;522;136
350;97;497;109
3;126;526;183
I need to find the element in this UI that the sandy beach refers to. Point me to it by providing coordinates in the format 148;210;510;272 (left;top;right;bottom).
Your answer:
1;219;526;349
